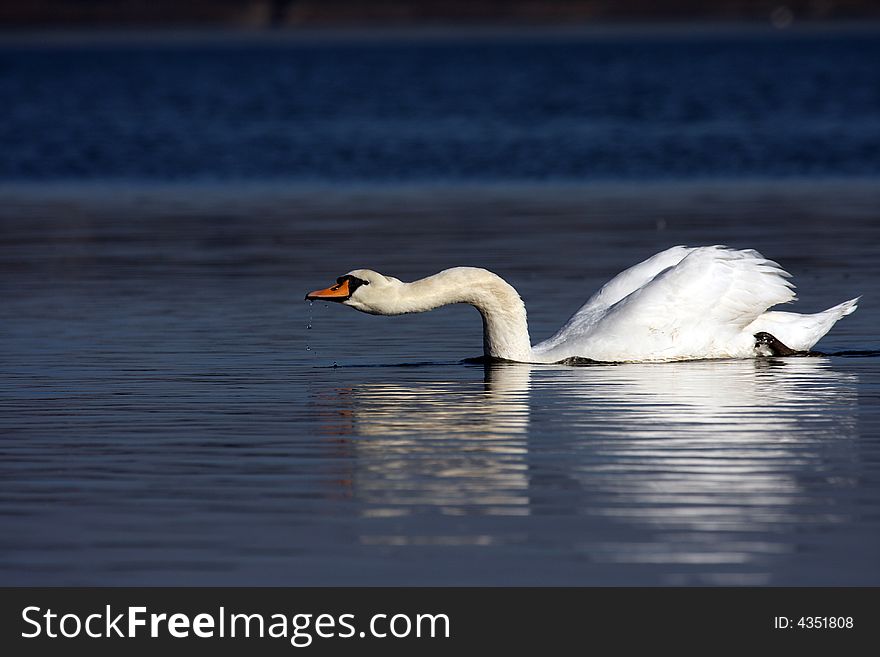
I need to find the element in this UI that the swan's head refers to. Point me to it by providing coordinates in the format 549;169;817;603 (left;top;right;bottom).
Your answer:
305;269;403;315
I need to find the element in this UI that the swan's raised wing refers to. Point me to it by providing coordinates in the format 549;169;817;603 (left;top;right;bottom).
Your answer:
539;246;796;362
535;245;694;351
581;245;695;312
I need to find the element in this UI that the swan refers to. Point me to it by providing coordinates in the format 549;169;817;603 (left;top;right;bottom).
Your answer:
305;245;859;363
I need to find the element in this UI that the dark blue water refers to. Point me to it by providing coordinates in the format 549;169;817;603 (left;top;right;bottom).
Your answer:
1;29;879;586
1;180;879;585
2;29;880;182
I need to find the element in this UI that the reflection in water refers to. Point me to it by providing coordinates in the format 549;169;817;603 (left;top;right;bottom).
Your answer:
312;358;859;580
313;365;533;521
533;358;859;581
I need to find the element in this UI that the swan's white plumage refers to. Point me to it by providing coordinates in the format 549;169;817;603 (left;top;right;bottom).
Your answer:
533;245;696;354
533;246;799;362
745;298;859;352
312;245;858;363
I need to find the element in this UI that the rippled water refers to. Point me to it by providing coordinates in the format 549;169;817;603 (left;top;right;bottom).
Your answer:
1;181;878;585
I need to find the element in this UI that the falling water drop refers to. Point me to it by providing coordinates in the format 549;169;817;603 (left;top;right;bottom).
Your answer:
306;300;315;352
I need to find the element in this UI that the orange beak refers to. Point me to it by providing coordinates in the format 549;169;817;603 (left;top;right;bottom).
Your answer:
305;278;351;302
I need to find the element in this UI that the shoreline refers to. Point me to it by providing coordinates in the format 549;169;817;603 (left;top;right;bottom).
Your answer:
3;21;880;48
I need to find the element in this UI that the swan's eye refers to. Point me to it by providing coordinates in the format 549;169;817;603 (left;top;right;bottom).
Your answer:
336;274;369;294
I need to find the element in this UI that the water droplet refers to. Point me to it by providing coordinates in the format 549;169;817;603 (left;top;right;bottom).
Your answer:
306;345;311;351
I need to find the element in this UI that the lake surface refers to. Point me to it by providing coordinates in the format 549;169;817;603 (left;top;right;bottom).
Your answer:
1;28;879;585
1;180;878;585
1;28;879;182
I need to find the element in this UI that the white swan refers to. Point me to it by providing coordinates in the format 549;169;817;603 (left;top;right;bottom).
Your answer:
305;245;859;363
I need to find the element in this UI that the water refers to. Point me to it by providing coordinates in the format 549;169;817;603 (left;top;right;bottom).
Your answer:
1;180;878;585
1;28;879;585
1;28;879;182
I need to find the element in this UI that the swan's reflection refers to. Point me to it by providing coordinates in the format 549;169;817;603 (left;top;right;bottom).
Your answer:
313;364;533;522
311;357;859;576
529;359;859;571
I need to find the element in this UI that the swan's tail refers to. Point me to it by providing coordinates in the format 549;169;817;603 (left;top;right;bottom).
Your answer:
747;297;860;352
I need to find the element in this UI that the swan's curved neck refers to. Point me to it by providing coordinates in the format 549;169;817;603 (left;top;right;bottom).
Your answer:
398;268;532;361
